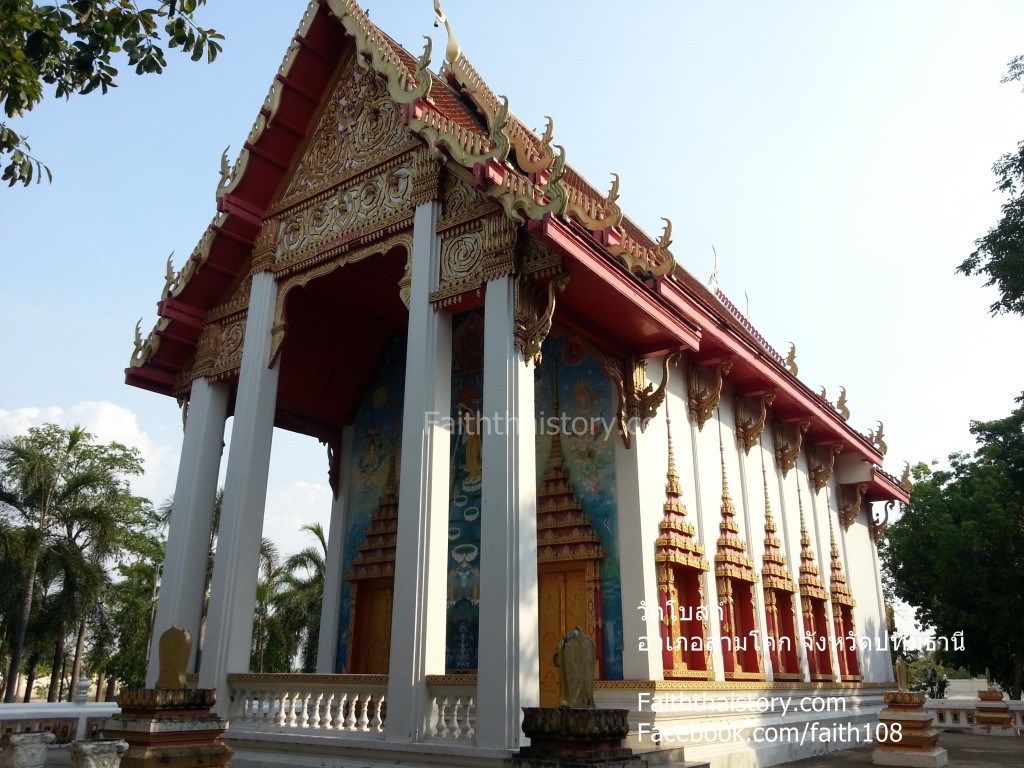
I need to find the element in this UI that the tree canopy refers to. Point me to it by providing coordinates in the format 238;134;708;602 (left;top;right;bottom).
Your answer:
958;55;1024;315
0;423;152;701
0;0;222;186
882;398;1024;698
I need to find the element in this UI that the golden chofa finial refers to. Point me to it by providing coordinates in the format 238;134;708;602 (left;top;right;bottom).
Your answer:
161;252;176;297
607;173;620;205
433;0;461;65
658;217;673;252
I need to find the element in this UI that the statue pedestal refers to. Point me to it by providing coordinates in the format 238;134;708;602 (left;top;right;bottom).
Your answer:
1;731;56;768
508;707;646;768
102;688;232;768
871;691;947;768
972;690;1018;736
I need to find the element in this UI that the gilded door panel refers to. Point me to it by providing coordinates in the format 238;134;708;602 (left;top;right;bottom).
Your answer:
538;568;589;707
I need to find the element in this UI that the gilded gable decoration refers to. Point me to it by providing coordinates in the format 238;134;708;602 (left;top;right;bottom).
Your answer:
734;392;775;454
329;0;431;105
808;443;843;492
433;0;555;175
279;59;416;208
565;173;623;233
836;482;868;530
687;359;733;430
430;215;518;309
605;217;675;278
130;319;162;369
772;419;809;476
275;162;413;267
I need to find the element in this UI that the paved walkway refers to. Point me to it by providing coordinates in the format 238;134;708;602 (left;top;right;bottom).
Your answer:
785;730;1023;767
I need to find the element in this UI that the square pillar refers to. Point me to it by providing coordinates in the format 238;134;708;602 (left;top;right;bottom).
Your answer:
614;413;665;681
147;376;229;685
316;427;353;674
475;274;540;749
385;197;452;742
199;271;280;703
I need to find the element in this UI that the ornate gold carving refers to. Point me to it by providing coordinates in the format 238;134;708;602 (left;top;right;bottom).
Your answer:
606;217;676;278
130;318;162;368
735;392;775;454
276;164;412;264
514;272;568;365
329;0;431;105
899;462;913;493
406;96;510;168
773;419;810;476
870;500;893;543
430;214;518;308
486;145;568;224
518;236;564;279
624;352;679;438
433;0;555;174
410;148;443;207
808;443;843;492
837;482;868;530
398;250;412;309
565;173;623;232
686;360;733;430
269;234;413;365
868;421;888;456
438;172;498;232
836;386;850;421
784;343;798;376
280;60;414;206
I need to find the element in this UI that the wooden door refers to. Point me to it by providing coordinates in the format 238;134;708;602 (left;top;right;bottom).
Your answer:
538;568;588;706
351;583;393;674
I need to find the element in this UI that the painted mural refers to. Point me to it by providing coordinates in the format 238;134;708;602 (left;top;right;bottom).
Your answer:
535;331;624;680
445;310;485;671
335;334;406;672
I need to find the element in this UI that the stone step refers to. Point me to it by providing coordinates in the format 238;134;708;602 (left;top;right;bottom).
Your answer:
634;746;709;768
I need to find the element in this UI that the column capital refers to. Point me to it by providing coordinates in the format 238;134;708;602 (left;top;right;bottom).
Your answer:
410;148;443;207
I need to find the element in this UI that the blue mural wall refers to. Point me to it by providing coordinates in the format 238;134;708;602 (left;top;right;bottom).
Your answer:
334;318;623;679
335;334;406;673
535;333;624;680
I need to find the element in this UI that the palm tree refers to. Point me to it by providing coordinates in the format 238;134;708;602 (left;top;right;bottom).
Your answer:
275;523;328;673
0;424;146;702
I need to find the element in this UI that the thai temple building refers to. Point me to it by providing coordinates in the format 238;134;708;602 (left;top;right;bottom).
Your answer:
126;1;909;766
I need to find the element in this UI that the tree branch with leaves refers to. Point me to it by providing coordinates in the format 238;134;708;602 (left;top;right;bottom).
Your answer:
0;0;223;186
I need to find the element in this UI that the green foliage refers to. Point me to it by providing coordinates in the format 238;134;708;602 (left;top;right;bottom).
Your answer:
959;55;1024;315
0;423;153;701
882;398;1024;699
0;0;223;186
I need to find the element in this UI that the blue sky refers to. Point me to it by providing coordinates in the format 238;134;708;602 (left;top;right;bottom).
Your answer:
2;0;1023;589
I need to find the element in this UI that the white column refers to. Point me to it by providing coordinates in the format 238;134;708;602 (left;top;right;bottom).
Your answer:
316;427;354;674
199;271;280;703
146;377;229;686
475;274;539;749
689;417;726;680
614;406;666;681
385;197;452;743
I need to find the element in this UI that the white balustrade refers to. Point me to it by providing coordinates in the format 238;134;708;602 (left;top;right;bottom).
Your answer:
425;676;476;741
226;674;387;736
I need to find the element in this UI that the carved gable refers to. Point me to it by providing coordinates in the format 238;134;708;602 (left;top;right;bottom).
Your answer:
279;57;416;206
